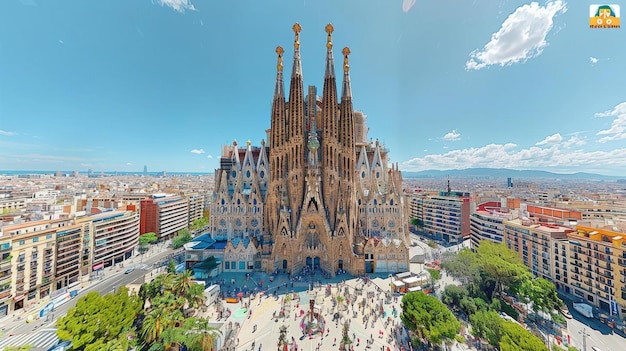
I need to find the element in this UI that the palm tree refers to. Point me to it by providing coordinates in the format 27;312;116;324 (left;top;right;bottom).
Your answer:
172;270;195;299
141;306;166;345
185;283;206;312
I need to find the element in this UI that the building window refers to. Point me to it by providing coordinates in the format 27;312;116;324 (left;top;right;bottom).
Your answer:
33;237;39;243
225;261;230;270
46;234;52;239
19;240;25;246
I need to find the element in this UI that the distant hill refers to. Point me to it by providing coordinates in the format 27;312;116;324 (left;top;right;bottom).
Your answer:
402;168;622;181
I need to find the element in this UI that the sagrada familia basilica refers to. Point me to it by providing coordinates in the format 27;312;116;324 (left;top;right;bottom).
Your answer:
209;23;410;276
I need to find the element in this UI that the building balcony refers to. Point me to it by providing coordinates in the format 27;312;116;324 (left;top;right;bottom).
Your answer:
0;269;11;280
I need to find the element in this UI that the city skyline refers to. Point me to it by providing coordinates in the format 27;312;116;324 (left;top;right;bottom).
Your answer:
0;0;625;175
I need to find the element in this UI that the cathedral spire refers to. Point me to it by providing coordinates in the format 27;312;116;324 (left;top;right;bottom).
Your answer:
341;47;352;100
324;23;335;79
291;23;303;78
274;46;285;99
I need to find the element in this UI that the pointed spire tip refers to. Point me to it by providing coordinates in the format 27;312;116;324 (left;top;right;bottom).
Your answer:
342;47;351;72
275;46;284;72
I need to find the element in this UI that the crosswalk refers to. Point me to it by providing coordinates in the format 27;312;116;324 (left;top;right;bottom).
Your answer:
0;328;59;350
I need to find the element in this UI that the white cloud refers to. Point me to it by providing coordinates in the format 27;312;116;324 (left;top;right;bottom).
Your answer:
401;142;626;175
58;40;64;44
563;135;586;148
207;155;213;159
157;0;196;13
535;133;562;145
191;148;205;154
0;129;15;136
590;56;598;64
402;0;416;13
596;102;626;143
126;162;133;166
466;1;566;70
443;130;461;141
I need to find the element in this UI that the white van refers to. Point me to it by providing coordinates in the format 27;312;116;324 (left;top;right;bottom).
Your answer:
203;284;220;306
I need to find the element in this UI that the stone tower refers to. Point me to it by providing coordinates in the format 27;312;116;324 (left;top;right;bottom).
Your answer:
267;23;357;275
212;23;410;277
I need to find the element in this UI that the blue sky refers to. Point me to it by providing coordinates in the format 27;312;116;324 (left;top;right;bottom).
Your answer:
0;0;625;176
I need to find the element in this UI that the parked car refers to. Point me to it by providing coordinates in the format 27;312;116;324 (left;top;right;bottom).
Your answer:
124;267;135;274
560;307;573;319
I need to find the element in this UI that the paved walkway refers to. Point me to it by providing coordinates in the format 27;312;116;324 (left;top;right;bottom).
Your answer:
204;273;477;351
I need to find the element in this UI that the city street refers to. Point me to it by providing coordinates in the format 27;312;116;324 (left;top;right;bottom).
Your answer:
0;242;176;350
564;304;622;351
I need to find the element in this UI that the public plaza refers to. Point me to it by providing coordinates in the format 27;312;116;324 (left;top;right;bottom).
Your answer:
200;240;468;351
208;272;411;351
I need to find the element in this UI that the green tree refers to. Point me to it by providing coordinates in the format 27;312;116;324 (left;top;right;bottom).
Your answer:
190;218;209;232
138;272;215;351
476;242;529;298
139;232;158;246
195;256;218;271
426;268;441;280
138;232;158;254
400;292;461;347
516;277;563;317
167;260;177;274
172;229;192;249
441;285;468;307
499;319;548;351
470;310;502;346
410;218;423;227
57;287;142;351
440;248;481;285
470;309;548;351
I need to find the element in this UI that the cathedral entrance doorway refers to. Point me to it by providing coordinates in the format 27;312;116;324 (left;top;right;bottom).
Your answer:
306;256;320;270
338;259;343;270
283;260;288;270
365;261;374;274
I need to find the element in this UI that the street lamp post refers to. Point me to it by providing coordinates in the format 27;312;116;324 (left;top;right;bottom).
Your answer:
578;328;590;351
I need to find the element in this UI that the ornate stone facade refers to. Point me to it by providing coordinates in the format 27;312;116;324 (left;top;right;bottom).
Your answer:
210;23;409;276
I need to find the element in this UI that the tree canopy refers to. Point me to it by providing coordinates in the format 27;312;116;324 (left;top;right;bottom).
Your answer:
172;229;192;249
138;271;213;350
190;217;209;232
440;242;563;313
470;310;548;351
57;287;142;351
400;292;461;346
139;232;158;246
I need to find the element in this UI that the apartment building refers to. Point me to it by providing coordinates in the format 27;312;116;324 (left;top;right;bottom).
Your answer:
185;192;205;226
140;194;189;240
568;225;625;317
470;201;518;249
504;218;574;282
411;191;471;244
79;210;140;271
0;195;28;214
0;236;11;317
55;223;84;290
3;218;73;312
